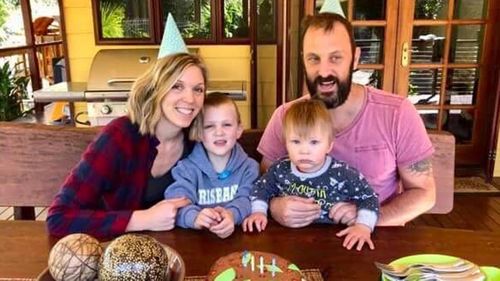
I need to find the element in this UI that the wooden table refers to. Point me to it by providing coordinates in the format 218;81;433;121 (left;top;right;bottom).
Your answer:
1;221;499;280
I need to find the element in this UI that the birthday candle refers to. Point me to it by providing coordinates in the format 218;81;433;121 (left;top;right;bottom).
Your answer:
251;255;255;271
259;256;264;274
272;257;276;277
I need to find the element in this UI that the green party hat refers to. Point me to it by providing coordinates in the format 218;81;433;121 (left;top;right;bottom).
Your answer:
158;13;188;58
319;0;346;18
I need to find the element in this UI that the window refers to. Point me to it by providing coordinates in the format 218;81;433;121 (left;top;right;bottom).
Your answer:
161;0;213;40
256;0;276;43
0;1;27;48
0;0;66;99
92;0;277;45
223;0;249;40
92;0;154;44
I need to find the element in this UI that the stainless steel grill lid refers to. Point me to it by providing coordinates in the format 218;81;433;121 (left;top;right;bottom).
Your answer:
34;48;246;103
86;48;159;92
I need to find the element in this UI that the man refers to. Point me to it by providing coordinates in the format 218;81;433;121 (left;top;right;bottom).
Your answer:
257;12;436;227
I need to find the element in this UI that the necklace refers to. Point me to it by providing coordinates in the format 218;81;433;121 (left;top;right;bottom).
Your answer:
217;170;231;180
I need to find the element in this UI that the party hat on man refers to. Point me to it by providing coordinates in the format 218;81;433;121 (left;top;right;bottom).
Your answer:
319;0;345;18
158;13;188;58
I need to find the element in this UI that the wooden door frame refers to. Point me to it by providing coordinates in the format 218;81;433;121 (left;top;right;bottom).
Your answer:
250;0;284;128
453;0;496;168
250;0;257;128
485;2;500;180
283;0;305;102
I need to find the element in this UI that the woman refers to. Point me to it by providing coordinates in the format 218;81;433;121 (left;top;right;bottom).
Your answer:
47;53;208;238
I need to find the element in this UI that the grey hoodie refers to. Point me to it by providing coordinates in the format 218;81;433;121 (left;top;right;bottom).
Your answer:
165;142;259;229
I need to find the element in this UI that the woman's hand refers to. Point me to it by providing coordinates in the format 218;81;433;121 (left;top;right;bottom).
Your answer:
269;196;321;228
126;197;190;232
209;207;235;239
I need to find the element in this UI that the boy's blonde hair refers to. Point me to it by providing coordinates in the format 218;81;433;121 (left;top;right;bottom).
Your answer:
189;92;241;141
283;99;334;141
127;52;208;135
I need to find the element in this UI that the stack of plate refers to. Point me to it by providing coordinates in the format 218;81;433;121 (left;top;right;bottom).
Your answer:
378;254;500;281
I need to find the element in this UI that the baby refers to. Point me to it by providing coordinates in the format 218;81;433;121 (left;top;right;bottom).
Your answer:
243;99;379;250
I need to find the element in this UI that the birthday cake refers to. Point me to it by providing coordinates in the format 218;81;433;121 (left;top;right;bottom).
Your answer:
207;251;305;281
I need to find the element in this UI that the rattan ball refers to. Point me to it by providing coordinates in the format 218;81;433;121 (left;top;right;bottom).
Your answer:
48;233;103;281
98;234;169;281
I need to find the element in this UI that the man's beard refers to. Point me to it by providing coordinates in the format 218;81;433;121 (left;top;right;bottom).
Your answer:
306;65;353;109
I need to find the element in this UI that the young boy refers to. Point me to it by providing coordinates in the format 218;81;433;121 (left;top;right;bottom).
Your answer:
165;93;259;239
243;99;379;250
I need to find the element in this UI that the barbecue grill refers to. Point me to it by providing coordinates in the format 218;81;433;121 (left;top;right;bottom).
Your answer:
34;48;246;126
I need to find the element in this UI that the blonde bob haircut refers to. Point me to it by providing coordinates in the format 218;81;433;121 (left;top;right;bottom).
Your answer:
189;92;241;141
283;99;334;142
127;52;208;135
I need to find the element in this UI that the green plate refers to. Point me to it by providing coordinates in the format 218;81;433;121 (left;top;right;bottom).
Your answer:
380;254;500;281
481;266;500;281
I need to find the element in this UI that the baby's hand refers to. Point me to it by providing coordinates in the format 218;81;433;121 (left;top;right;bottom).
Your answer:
242;212;268;232
336;223;374;251
209;207;235;239
194;208;222;229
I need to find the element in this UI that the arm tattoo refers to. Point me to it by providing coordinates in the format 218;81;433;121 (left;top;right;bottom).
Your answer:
407;159;432;177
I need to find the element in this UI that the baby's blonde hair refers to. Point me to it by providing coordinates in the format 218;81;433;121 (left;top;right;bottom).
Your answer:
127;53;208;135
283;99;334;141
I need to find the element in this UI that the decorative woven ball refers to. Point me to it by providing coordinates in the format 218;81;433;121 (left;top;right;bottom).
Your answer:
48;233;103;281
98;234;169;281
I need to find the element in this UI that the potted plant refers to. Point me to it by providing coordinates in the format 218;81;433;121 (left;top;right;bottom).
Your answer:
0;61;30;121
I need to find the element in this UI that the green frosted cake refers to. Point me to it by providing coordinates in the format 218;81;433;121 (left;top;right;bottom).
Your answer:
207;251;305;281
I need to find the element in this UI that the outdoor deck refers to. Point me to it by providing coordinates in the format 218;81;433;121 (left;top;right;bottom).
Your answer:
0;206;47;221
409;193;500;232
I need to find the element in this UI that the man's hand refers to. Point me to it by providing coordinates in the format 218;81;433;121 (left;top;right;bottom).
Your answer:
329;202;357;225
269;196;321;228
194;208;222;229
242;212;268;232
336;223;374;251
209;207;235;239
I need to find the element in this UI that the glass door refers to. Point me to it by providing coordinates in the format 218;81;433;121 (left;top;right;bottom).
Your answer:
312;0;399;92
301;0;497;168
394;0;491;166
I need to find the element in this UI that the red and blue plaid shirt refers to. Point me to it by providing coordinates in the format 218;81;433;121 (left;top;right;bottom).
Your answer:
47;116;160;238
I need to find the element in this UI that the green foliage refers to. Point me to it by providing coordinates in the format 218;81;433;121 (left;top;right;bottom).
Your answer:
0;6;7;43
2;0;20;8
164;0;274;41
186;1;212;38
416;0;444;20
224;0;247;38
0;0;59;43
164;0;211;39
0;4;7;27
0;61;30;121
408;82;418;96
186;0;211;38
100;1;125;38
0;0;12;43
257;0;274;41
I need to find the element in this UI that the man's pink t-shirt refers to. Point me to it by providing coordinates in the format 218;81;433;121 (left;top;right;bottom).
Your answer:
257;86;434;203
